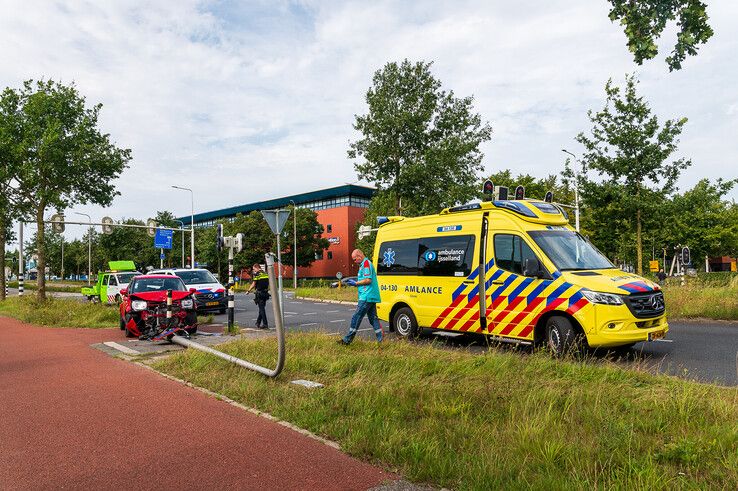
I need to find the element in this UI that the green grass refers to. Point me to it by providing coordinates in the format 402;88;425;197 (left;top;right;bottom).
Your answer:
5;281;83;293
296;286;357;303
663;284;738;320
0;296;119;328
153;334;738;490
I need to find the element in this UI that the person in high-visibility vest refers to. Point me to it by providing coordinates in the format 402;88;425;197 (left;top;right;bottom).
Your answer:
247;263;270;329
338;249;383;345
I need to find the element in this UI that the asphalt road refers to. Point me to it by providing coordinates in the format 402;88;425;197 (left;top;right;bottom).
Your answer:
223;292;738;387
7;288;737;386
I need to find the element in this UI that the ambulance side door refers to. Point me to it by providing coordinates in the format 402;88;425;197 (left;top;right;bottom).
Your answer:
415;234;477;328
487;233;549;338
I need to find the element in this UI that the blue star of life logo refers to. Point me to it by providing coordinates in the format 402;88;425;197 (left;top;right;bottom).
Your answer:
383;248;396;267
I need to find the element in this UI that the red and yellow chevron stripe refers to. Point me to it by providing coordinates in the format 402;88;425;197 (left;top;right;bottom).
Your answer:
431;262;589;340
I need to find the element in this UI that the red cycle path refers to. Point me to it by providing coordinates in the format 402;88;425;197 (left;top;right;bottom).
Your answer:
0;317;395;490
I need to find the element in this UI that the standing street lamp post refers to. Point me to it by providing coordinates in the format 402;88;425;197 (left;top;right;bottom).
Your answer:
561;149;582;232
172;186;195;269
174;219;185;268
75;212;92;285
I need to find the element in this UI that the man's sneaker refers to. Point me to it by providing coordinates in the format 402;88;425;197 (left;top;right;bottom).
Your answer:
337;338;350;345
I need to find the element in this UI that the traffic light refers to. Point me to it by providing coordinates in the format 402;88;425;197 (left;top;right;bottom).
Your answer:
497;186;508;200
147;219;157;237
681;246;690;266
51;214;65;233
544;191;553;203
216;224;224;252
101;216;114;235
235;233;244;253
514;185;525;200
482;180;494;196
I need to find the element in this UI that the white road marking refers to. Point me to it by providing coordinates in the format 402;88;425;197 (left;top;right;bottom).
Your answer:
302;312;317;315
330;319;344;323
326;310;340;313
284;311;299;315
300;323;318;327
655;339;673;343
103;341;140;355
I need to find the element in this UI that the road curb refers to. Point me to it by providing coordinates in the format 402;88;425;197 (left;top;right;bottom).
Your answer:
295;296;358;306
135;360;342;451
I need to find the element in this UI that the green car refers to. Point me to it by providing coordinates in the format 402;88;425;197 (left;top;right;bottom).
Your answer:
81;261;141;304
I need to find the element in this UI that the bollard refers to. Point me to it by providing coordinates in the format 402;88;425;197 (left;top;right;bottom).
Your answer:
18;275;24;297
166;289;172;328
227;246;234;332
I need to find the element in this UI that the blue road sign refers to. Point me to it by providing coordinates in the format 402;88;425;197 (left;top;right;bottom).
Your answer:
160;252;165;260
154;229;173;249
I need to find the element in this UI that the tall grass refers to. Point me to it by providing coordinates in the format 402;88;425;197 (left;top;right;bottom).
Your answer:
154;334;738;490
0;297;119;328
663;284;738;320
296;286;357;303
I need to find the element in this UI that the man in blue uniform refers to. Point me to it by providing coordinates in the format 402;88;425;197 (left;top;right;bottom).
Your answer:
339;249;383;344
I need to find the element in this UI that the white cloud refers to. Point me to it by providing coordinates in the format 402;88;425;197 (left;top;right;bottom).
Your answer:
1;0;736;240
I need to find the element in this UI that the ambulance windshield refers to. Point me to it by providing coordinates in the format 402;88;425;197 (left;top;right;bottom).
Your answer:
528;230;613;271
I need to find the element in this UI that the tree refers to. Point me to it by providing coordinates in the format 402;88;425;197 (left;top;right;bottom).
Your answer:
607;0;714;71
9;80;131;300
283;207;330;274
575;74;690;274
349;60;492;216
0;86;26;299
480;170;575;205
658;179;738;265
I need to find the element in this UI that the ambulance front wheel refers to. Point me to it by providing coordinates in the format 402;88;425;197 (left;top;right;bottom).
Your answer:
393;307;419;338
546;315;583;357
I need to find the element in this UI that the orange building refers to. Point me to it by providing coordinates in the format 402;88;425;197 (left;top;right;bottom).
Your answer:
184;185;375;279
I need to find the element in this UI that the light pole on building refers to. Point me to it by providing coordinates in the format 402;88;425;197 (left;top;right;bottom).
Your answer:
74;212;92;285
289;200;297;289
172;186;195;268
561;149;582;232
174;219;185;268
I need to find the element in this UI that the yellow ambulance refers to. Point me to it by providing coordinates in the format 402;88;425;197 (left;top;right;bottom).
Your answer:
372;200;667;354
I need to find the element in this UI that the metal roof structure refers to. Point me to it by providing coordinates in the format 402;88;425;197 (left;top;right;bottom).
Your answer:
178;184;376;225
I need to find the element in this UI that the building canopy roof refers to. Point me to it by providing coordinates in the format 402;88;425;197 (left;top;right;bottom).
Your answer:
178;184;375;225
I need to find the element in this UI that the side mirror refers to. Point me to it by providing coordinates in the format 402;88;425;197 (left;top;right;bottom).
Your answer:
523;258;544;279
120;289;128;296
189;288;198;294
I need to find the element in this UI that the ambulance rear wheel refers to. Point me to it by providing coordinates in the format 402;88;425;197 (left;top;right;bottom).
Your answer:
546;315;583;357
393;307;419;339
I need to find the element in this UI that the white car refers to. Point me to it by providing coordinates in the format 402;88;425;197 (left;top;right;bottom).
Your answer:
149;268;227;314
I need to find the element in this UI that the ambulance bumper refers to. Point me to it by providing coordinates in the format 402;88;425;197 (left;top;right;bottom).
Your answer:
586;312;669;348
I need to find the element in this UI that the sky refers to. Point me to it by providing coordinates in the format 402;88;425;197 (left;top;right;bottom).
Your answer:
1;0;737;240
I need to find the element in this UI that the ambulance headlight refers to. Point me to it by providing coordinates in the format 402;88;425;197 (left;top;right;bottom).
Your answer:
181;299;194;309
131;300;148;311
581;290;623;305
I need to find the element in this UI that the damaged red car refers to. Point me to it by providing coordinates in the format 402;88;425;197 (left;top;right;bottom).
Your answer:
119;274;198;339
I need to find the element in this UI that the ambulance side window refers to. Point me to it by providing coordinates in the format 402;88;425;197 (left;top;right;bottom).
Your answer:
377;240;419;275
109;276;118;286
418;235;476;277
494;234;538;275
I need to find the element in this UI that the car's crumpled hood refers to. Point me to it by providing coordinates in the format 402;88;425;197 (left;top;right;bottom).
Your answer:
560;269;660;295
130;290;193;302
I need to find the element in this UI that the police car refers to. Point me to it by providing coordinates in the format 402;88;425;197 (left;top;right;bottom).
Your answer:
149;268;227;314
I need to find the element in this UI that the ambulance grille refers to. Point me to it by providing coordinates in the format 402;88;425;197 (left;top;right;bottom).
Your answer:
623;291;665;319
